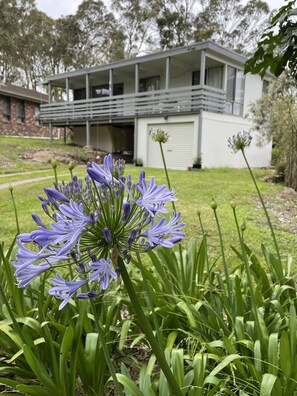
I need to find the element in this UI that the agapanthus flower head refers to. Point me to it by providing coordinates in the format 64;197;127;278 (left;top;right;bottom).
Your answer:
149;128;170;144
11;153;186;308
228;131;252;153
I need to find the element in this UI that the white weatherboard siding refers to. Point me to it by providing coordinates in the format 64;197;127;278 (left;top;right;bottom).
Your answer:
137;115;199;170
201;112;272;168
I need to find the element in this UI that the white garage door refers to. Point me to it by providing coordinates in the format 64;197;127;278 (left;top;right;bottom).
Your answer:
147;122;194;170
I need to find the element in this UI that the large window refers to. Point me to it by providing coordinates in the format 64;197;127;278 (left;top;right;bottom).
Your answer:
139;76;160;92
17;100;25;123
192;67;223;89
73;82;124;100
2;96;11;121
35;105;40;125
225;66;245;116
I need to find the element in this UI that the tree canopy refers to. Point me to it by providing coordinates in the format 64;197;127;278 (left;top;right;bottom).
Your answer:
245;0;297;79
0;0;271;88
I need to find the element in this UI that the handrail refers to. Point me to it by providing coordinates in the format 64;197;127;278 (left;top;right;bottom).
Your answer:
40;85;226;123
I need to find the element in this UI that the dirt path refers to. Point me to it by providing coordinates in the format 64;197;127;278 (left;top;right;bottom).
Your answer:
0;175;57;190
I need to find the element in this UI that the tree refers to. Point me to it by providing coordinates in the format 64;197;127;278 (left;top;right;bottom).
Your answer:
72;0;125;67
151;0;198;49
194;0;270;54
112;0;156;57
246;1;297;190
245;0;297;78
250;74;297;190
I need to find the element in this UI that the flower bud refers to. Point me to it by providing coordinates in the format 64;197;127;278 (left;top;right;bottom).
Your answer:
230;199;237;209
211;199;217;210
51;157;57;169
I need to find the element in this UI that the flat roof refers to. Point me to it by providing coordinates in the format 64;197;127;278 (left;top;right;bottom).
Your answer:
45;41;247;82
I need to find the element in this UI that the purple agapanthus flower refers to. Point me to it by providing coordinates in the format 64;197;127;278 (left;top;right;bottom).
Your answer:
142;212;186;249
89;259;118;290
11;153;186;308
87;154;119;187
137;177;177;217
89;258;118;290
49;274;87;310
31;200;93;254
12;262;51;289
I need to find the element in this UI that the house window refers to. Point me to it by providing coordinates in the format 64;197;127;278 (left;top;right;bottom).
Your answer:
35;105;40;125
92;82;123;98
225;66;245;116
74;88;86;101
139;76;160;92
17;100;25;123
192;67;223;89
2;96;11;121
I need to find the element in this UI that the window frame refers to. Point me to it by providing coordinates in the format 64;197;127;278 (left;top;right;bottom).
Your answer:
17;99;25;123
225;66;245;116
2;96;11;122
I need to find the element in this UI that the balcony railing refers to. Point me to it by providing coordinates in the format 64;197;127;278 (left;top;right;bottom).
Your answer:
40;85;226;124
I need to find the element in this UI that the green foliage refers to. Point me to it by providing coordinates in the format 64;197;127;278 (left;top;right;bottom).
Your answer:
245;0;297;79
250;73;297;190
1;143;297;394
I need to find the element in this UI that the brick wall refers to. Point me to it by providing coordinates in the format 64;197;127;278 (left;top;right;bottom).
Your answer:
0;95;59;138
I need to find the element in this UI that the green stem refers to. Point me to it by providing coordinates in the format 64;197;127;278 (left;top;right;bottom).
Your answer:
241;150;281;262
136;252;163;347
212;207;232;301
159;142;175;211
158;141;185;284
118;257;183;396
232;206;262;336
90;299;123;396
9;186;20;235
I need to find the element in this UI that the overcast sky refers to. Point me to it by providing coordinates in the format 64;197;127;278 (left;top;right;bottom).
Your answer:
35;0;286;19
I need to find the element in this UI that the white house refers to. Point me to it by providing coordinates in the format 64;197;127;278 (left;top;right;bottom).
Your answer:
40;41;271;169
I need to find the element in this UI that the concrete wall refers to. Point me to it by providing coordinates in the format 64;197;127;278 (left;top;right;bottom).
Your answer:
201;111;271;168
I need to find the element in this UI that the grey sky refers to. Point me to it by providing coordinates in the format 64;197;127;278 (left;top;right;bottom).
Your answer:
36;0;286;19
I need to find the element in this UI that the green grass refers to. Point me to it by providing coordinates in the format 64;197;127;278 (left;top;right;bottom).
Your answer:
0;136;83;174
0;162;296;264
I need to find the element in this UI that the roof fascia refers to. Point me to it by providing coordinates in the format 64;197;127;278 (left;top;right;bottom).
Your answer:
45;41;248;82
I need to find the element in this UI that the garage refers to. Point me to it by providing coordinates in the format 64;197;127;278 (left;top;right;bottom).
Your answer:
147;122;195;170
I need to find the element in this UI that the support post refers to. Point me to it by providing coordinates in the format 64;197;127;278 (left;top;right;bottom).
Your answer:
66;77;70;102
165;57;170;90
86;120;91;146
135;63;139;93
49;122;53;142
200;50;206;86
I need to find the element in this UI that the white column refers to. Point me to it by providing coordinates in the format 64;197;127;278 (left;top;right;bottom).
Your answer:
200;50;206;86
86;73;90;99
48;81;52;103
66;77;70;102
135;63;139;93
165;57;170;90
109;69;113;96
86;120;91;146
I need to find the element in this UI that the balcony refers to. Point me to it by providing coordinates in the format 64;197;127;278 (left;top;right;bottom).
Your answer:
40;84;226;125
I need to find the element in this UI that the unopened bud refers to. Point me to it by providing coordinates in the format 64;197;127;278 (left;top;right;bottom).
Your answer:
211;199;217;210
230;199;237;209
240;222;246;231
51;157;57;169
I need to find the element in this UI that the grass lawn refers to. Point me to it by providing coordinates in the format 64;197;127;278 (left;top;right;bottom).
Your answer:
1;161;296;266
0;136;83;174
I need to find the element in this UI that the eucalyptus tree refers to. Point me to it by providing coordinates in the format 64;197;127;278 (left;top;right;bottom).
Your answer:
111;0;157;57
194;0;270;54
72;0;125;67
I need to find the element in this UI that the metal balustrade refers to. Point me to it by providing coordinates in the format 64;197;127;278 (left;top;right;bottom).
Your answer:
40;85;226;124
